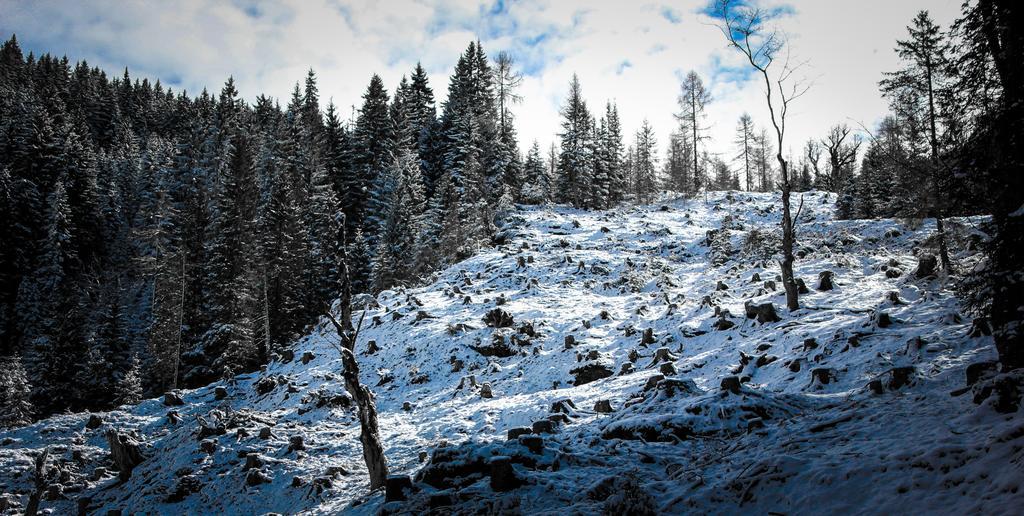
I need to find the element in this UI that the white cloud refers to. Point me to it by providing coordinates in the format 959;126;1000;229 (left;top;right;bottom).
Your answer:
0;0;962;163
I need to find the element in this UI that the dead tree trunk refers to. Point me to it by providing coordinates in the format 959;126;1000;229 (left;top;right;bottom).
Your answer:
24;448;49;516
779;159;800;311
715;0;810;311
105;429;145;482
325;215;388;491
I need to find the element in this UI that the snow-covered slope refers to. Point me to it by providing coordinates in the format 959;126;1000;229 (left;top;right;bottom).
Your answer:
2;191;1020;515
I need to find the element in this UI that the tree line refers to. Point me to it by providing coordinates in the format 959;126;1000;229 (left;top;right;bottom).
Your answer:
2;0;1022;425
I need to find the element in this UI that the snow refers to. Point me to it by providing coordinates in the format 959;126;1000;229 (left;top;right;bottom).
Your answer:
2;190;1020;515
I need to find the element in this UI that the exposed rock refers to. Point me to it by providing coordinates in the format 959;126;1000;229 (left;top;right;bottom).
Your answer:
483;308;515;328
594;400;614;413
817;270;835;291
570;363;613;386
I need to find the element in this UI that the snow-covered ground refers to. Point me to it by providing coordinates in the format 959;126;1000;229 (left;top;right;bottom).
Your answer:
2;191;1020;515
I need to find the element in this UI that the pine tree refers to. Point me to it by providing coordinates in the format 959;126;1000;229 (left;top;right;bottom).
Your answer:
114;353;143;406
557;74;594;208
19;177;84;412
350;75;391;245
663;130;692;194
603;102;626;205
633;120;658;203
734;113;755;191
520;141;548;204
0;355;33;428
880;10;955;271
372;146;426;291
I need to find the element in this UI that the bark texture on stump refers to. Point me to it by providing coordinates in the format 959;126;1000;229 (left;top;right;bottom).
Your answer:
105;429;144;482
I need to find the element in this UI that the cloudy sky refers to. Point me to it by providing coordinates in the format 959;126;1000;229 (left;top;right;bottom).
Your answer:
1;0;961;161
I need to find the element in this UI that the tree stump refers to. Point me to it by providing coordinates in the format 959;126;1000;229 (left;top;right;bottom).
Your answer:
105;430;144;482
488;456;521;491
915;254;937;279
641;328;656;345
817;270;835;291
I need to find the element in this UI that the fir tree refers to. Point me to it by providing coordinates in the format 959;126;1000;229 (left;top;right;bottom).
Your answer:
0;355;33;428
114;353;143;406
557;74;594;208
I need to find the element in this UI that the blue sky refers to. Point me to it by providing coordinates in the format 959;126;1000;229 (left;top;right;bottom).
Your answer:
0;0;961;166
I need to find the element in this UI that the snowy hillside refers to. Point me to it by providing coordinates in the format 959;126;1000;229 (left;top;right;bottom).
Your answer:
1;191;1020;515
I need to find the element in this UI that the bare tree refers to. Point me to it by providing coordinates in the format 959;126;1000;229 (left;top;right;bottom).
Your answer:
676;71;713;195
493;51;524;139
714;0;811;311
821;123;862;192
804;139;823;186
324;218;388;491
